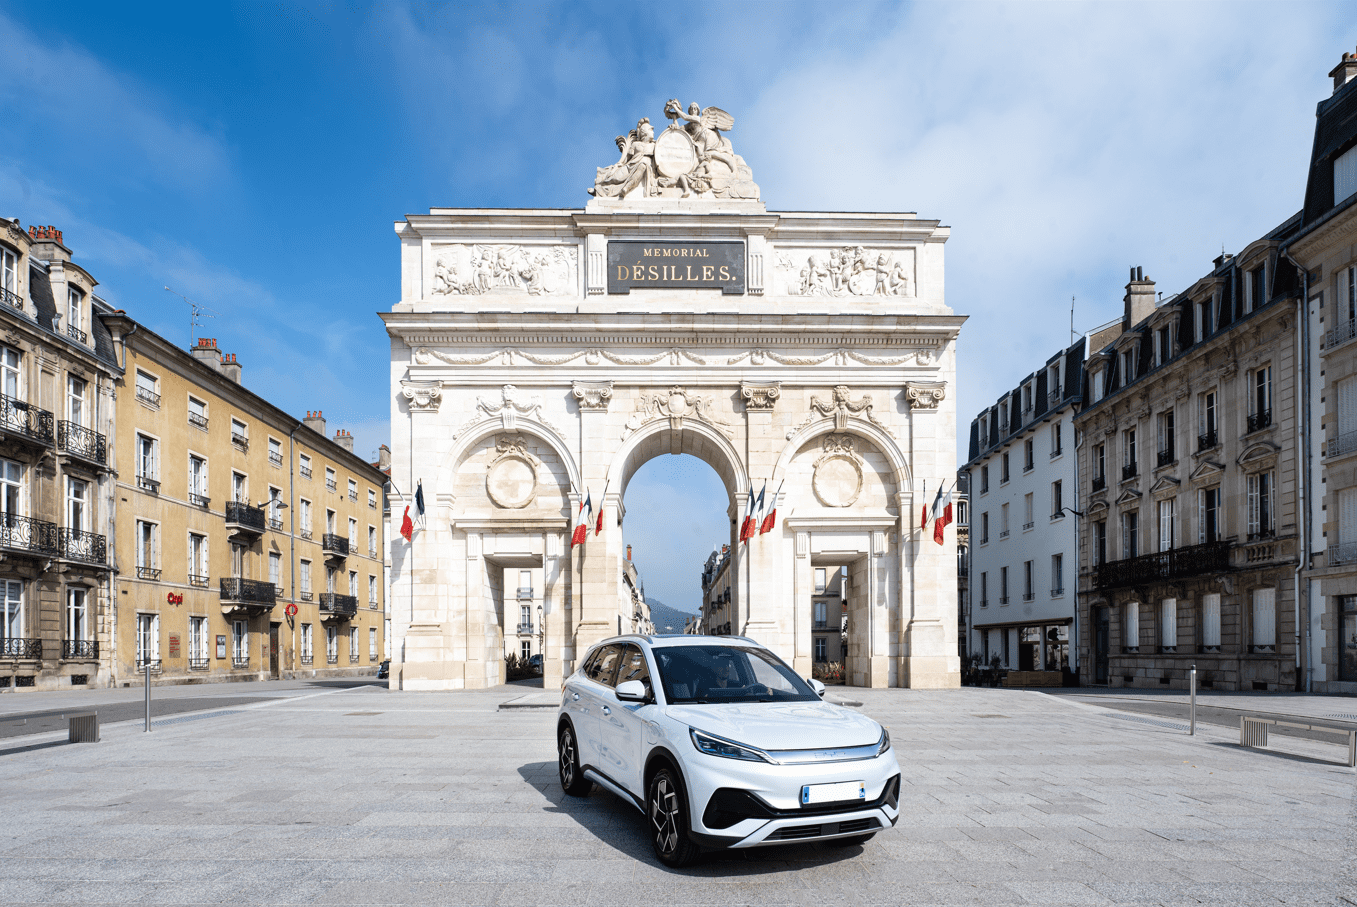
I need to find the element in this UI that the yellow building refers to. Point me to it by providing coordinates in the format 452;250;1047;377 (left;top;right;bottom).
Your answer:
103;320;386;684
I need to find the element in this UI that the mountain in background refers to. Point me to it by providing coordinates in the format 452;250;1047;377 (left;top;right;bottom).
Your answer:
646;597;694;634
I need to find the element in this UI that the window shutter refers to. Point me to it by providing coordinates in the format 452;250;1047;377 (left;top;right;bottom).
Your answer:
1125;602;1140;648
1247;475;1259;536
1161;599;1177;648
1202;593;1221;647
1339;377;1357;438
1342;488;1357;546
1252;588;1276;649
151;616;161;660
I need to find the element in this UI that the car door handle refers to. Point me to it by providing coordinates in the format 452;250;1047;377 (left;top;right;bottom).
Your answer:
602;706;611;716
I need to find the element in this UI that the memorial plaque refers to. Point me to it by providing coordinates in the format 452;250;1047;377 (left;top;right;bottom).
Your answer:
168;634;180;658
607;241;744;295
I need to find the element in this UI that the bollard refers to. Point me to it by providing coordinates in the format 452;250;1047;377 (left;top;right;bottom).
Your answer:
144;661;151;732
1189;664;1196;736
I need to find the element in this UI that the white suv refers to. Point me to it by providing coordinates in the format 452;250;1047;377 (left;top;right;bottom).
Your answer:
557;634;900;867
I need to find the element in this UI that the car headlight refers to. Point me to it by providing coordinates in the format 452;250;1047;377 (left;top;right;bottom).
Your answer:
876;726;891;757
690;728;775;763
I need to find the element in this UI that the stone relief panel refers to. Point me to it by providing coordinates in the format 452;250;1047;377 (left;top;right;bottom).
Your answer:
786;432;897;515
428;244;578;297
485;434;539;510
788;385;895;439
811;435;864;508
452;385;563;440
622;386;734;439
774;246;915;297
453;432;569;516
415;347;706;367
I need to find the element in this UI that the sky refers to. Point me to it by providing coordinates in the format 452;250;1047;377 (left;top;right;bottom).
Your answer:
2;1;1353;612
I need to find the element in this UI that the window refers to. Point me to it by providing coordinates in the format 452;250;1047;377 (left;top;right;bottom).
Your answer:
136;434;158;490
1094;520;1106;566
189;616;208;668
1196;297;1214;342
1250;366;1272;430
188;533;208;586
301;623;313;663
300;559;312;598
1122;428;1137;478
1338;376;1357;455
1341;596;1357;681
1023;560;1033;601
1122;510;1139;559
66;476;88;532
0;246;15;302
0;579;20;640
326;509;336;534
233;620;248;665
368;525;377;557
1124;602;1140;652
1001;453;1010;483
299;499;312;538
349;627;359;660
0;345;19;400
348;570;358;597
1345;265;1357;326
348;478;357;502
1158;498;1175;552
1335;144;1357;206
1199;487;1221;544
1248;472;1275;539
231;418;248;450
814;568;826;594
1201;594;1222;651
0;458;21;517
1157;410;1174;464
1000;502;1009;537
188;395;208;429
979;571;987;607
269;551;281;592
268;437;282;468
66;375;85;426
267;487;283;527
370;627;377;660
66;288;84;341
980;511;989;544
1051;481;1063;518
1092;368;1105;402
1121;348;1136;384
1051;554;1063;596
1023;439;1034;471
1248;263;1266;313
980;465;989;494
1252;588;1276;652
956;500;968;527
1093;443;1106;487
137;613;160;668
1022;384;1031;415
299;453;313;479
1050;423;1061;457
135;370;159;406
999;566;1009;604
189;455;208;505
326;625;337;663
369;488;377;509
326;565;337;594
369;574;378;606
136;521;158;579
66;587;88;643
814;637;827;662
1160;598;1177;651
348;517;357;548
1199;390;1218;448
325;467;336;492
1154;326;1171;366
232;472;247;504
1023;493;1034;529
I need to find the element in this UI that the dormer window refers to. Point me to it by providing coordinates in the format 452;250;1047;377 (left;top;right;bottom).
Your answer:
1248;263;1266;313
65;289;86;343
1196;297;1214;342
1121;349;1135;383
1336;144;1357;207
1154;327;1171;366
0;246;17;309
1093;368;1105;402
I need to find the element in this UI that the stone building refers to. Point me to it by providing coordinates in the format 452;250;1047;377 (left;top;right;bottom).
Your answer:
1291;46;1357;693
964;337;1087;675
700;544;732;635
102;324;389;684
382;100;963;690
0;223;118;690
1075;253;1303;691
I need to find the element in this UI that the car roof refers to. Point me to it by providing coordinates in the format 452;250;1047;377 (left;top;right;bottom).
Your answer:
590;634;764;651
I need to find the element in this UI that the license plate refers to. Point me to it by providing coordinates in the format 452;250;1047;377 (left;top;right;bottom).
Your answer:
801;780;865;805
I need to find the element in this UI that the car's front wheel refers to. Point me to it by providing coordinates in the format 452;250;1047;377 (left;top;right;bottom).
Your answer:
558;724;592;796
648;766;700;868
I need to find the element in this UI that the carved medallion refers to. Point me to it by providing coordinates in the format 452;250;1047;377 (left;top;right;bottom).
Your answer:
812;435;864;508
653;129;698;178
486;435;538;510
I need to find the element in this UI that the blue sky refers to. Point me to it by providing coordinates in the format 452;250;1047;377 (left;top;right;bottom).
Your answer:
2;2;1352;612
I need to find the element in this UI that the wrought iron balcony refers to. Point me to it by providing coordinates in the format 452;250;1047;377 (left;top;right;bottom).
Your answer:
1091;476;1106;492
1;287;22;311
350;653;360;664
135;387;160;407
220;576;276;609
1156;448;1174;468
66;324;87;344
300;654;313;666
1121;463;1138;481
269;451;283;467
136;566;161;581
516;586;534;600
368;545;377;558
0;394;54;445
188;574;209;588
232;432;249;451
188;656;209;671
188;412;208;430
322;533;349;559
1247;409;1272;433
137;475;160;493
232;656;249;669
0;514;58;557
1326;319;1357;350
1051;586;1065;597
1022;521;1034;532
59;528;107;564
327;652;338;664
319;592;358;619
1329;543;1357;567
369;599;380;610
300;529;313;540
300;465;312;479
0;637;40;658
348;489;357;502
1050;447;1063;459
1197;430;1218;452
1328;430;1357;458
300;590;313;601
1048;387;1062;406
1094;540;1232;590
269;518;284;531
998;596;1010;605
1022;592;1035;602
189;491;210;507
516;622;534;634
326;478;337;492
136;658;162;673
62;640;98;660
999;529;1010;539
57;421;107;465
224;501;266;536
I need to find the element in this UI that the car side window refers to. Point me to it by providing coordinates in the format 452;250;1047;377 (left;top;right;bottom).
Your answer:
616;645;651;692
587;644;623;687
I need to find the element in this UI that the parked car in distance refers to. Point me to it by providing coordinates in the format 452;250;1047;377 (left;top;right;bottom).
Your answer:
528;654;543;672
557;634;899;867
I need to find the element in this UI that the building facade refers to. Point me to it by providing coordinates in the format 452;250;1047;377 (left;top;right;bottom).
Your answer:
0;223;117;690
964;338;1086;676
104;324;388;685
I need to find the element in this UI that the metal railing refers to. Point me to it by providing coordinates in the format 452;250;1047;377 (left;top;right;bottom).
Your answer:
322;533;349;557
369;599;380;610
269;518;283;531
137;475;160;493
269;452;283;467
350;653;360;664
1048;387;1062;406
66;324;87;344
326;479;337;492
1;287;22;311
62;640;98;659
300;465;312;478
1329;543;1357;567
0;394;54;443
348;490;357;502
327;652;339;664
1022;521;1034;531
225;501;266;532
1022;592;1035;602
300;529;313;540
59;528;107;564
188;412;208;430
232;656;249;669
231;432;249;451
999;529;1010;539
58;421;107;464
1157;448;1174;468
189;491;210;507
1326;319;1357;350
300;654;313;666
1050;447;1063;459
136;658;162;673
1051;586;1065;597
300;590;313;601
220;577;276;607
1197;430;1218;451
0;514;58;555
1095;540;1232;590
319;593;358;618
516;622;534;634
1121;463;1138;481
998;596;1010;605
1091;476;1106;492
1247;409;1272;433
516;586;534;600
188;657;209;671
136;566;160;581
1328;430;1357;458
135;387;160;407
0;638;40;658
368;545;377;558
188;574;209;588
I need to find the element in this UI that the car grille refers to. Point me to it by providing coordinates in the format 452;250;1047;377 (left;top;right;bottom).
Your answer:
765;817;881;841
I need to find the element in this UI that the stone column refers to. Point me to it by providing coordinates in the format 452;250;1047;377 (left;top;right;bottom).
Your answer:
742;381;781;651
542;530;567;689
572;381;616;658
792;530;813;677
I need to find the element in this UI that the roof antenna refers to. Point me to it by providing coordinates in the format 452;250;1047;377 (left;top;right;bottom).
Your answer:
1070;295;1076;345
164;286;218;348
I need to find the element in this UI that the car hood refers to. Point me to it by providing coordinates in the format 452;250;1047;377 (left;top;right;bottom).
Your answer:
666;701;881;751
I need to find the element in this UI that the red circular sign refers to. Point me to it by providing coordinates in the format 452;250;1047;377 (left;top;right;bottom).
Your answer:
285;603;298;617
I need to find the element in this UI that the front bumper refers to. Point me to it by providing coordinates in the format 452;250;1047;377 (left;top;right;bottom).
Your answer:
692;771;901;849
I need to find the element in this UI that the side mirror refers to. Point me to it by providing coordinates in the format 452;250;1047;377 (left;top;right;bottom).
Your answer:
807;678;826;698
615;679;649;703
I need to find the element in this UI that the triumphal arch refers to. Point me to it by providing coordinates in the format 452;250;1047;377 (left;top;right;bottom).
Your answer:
382;100;963;691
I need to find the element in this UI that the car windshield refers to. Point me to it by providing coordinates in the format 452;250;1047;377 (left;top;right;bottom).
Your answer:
652;645;819;704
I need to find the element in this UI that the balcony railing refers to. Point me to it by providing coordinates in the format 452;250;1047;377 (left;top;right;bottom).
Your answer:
1247;409;1272;433
300;654;313;666
1326;319;1357;349
220;577;276;608
369;599;380;610
368;545;378;558
1329;543;1357;567
232;656;250;669
1022;592;1035;602
137;475;160;493
231;432;249;451
188;412;208;430
136;658;162;673
0;638;41;658
813;620;829;630
1091;476;1106;492
300;590;313;601
1051;586;1065;597
1121;463;1138;481
319;592;358;619
269;451;283;467
301;529;313;540
1156;449;1174;468
66;324;87;344
300;465;312;479
1048;387;1062;406
516;622;534;634
1198;430;1218;452
59;528;107;564
516;586;534;600
350;653;360;664
189;491;210;507
1095;540;1232;590
269;518;284;531
998;596;1010;605
0;514;58;556
322;533;349;558
135;387;160;407
326;479;337;492
348;490;357;502
999;529;1010;539
136;566;161;581
327;652;339;664
188;656;209;671
188;574;209;588
224;501;266;534
1328;430;1357;458
58;421;107;464
1022;521;1034;532
1;287;22;311
1050;447;1063;459
62;640;98;660
0;394;54;444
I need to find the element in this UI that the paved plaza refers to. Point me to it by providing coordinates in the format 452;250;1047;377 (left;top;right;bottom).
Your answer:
0;683;1353;906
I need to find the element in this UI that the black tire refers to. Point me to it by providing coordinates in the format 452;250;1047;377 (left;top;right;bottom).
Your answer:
825;832;876;847
648;766;701;868
558;724;592;796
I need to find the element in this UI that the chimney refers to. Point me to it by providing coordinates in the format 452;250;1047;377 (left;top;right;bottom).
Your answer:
377;444;391;470
1213;252;1234;269
333;428;353;453
626;544;633;561
219;352;242;383
303;410;326;435
1124;265;1156;328
1332;47;1357;94
190;337;222;372
26;225;70;262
